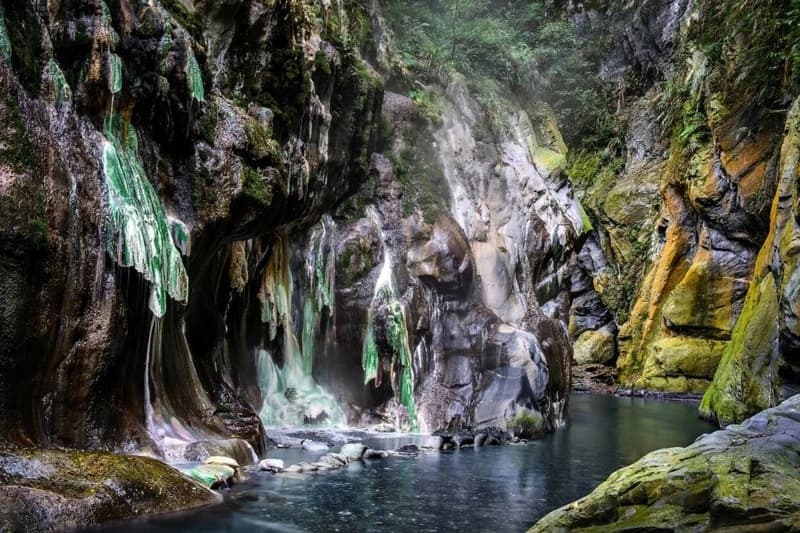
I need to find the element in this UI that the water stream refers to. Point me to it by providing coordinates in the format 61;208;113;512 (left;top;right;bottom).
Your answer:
104;395;713;532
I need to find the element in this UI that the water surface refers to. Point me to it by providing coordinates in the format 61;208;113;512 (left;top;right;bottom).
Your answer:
108;395;714;532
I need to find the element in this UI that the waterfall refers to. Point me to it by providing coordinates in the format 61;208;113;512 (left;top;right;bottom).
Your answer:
362;206;418;431
257;217;344;427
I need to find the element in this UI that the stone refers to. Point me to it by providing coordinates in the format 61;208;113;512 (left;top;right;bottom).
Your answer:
186;465;236;489
420;436;444;450
301;440;329;452
282;464;302;474
257;459;285;473
453;430;474;448
318;455;346;469
572;326;617;365
363;449;389;459
203;456;239;468
0;449;217;532
327;453;350;465
183;439;258;466
339;443;367;460
530;396;800;532
395;445;419;455
297;462;318;473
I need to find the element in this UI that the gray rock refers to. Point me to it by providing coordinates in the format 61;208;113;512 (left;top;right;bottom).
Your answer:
339;443;367;460
183;439;258;466
363;449;389;459
301;440;329;452
420;436;444;450
258;459;285;473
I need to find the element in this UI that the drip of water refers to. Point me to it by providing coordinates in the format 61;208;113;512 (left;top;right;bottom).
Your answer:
363;207;418;430
186;47;205;102
0;9;10;58
108;53;122;94
257;220;344;427
47;59;69;108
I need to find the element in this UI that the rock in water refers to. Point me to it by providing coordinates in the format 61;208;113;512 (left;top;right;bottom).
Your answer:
530;395;800;532
0;449;217;532
420;436;444;450
184;440;258;466
339;443;367;460
301;440;330;453
258;459;285;473
203;456;239;468
363;449;389;459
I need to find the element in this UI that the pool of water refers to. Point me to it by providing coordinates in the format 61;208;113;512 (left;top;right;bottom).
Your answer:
105;395;714;532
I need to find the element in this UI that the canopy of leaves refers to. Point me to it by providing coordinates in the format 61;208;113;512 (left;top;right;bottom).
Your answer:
384;0;609;143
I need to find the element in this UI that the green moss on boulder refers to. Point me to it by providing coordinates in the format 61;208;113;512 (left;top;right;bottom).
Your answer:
530;395;800;532
0;449;218;532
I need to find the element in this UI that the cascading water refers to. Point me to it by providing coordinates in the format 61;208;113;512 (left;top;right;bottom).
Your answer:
257;217;344;426
185;47;205;102
362;206;418;431
100;43;207;456
0;9;10;59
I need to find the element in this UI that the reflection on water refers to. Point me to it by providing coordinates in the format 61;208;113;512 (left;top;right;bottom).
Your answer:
104;395;714;532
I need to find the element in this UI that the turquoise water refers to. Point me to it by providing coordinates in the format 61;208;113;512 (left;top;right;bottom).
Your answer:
107;395;714;532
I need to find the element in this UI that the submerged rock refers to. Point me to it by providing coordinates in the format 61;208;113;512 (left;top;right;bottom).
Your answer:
530;395;800;532
0;449;217;532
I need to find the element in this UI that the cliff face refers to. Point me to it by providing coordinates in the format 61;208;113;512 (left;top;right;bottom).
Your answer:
0;0;579;458
569;0;799;419
0;0;382;452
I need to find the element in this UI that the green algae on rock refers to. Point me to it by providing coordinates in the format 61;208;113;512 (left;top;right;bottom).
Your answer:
102;117;189;317
530;395;800;532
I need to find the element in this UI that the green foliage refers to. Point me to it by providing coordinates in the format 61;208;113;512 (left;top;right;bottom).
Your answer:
508;411;544;437
385;0;610;143
691;0;800;111
602;230;651;325
337;239;374;285
241;164;273;206
409;88;442;124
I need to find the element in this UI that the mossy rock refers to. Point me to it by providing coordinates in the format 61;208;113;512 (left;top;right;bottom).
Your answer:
573;327;616;365
700;274;781;426
530;395;800;532
661;257;736;339
0;449;218;532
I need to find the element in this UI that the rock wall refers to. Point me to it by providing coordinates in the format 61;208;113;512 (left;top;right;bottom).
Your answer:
569;0;799;409
0;0;382;453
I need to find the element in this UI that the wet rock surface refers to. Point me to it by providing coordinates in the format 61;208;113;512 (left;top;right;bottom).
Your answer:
530;395;800;532
0;448;218;532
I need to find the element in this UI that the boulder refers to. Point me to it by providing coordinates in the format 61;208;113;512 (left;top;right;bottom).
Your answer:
257;459;285;473
363;449;389;459
0;449;217;532
573;326;616;365
186;464;236;489
301;440;330;452
395;444;419;455
530;396;800;532
318;454;347;469
339;443;367;460
183;439;258;466
420;436;444;450
453;430;474;448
